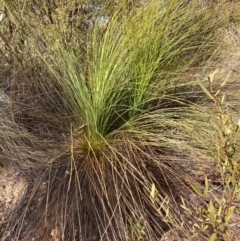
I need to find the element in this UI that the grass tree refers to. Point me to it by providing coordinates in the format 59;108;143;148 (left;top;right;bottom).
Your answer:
0;0;235;240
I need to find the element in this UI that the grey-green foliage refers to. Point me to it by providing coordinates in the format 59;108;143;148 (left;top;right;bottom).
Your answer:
182;72;240;241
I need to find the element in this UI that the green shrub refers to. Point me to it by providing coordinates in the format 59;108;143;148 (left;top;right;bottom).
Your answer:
181;71;240;241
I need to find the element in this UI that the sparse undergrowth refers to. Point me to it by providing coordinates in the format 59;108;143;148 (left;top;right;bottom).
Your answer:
180;72;240;241
0;0;239;241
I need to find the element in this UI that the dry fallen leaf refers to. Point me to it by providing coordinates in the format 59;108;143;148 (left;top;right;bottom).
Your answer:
51;226;60;241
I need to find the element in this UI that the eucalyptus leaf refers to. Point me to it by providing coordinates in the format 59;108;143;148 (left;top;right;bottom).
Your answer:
197;79;214;99
192;182;204;197
209;232;217;241
225;206;236;223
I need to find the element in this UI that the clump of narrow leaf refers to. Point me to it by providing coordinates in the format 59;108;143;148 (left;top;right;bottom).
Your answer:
0;1;234;241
